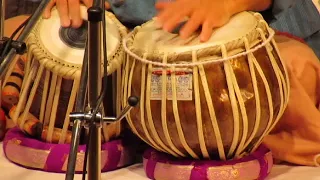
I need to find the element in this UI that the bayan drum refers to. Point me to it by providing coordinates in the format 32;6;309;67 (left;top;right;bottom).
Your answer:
3;6;135;173
122;11;290;179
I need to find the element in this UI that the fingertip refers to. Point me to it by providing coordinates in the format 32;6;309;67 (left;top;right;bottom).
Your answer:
200;21;214;42
105;2;111;9
200;30;211;42
200;30;212;42
200;35;210;43
61;19;71;27
43;7;52;19
179;25;194;40
179;30;189;39
71;19;83;29
43;0;55;19
155;13;164;22
42;12;49;19
163;25;171;33
155;2;168;9
154;16;165;29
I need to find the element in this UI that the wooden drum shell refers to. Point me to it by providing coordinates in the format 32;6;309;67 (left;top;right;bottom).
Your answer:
122;12;290;160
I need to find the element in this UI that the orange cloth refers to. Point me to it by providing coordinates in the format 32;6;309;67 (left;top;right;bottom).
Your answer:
263;35;320;166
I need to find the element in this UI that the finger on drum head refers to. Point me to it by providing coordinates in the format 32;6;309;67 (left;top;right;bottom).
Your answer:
56;0;70;27
200;20;213;42
179;12;202;39
68;0;82;28
162;13;187;33
163;11;191;33
43;0;56;19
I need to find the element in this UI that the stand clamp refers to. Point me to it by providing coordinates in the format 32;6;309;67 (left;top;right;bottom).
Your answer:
69;96;139;126
0;37;27;56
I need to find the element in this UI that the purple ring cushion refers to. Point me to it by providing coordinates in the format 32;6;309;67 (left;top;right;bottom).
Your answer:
143;145;273;180
3;127;137;173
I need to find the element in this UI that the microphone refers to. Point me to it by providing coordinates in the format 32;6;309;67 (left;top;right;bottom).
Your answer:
0;0;51;80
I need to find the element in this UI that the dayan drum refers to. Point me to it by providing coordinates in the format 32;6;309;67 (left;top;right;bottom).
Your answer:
122;11;290;166
2;6;135;173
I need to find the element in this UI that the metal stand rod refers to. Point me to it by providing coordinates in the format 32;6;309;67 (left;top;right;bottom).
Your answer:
0;0;5;40
87;3;103;179
65;0;139;179
66;1;104;179
65;48;88;180
0;0;50;79
0;0;5;100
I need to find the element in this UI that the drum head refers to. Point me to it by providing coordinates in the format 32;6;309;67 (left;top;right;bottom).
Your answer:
31;5;122;69
132;11;258;54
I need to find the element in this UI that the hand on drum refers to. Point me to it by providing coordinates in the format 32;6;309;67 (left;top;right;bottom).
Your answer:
155;0;272;42
155;0;233;42
43;0;111;28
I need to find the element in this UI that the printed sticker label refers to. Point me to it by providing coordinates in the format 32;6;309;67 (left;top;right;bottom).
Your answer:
150;68;193;101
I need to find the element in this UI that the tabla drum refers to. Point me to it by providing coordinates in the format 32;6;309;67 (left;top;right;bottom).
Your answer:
122;11;290;179
2;6;136;173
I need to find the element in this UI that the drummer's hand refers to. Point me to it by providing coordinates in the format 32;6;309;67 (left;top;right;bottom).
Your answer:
43;0;111;28
155;0;234;42
156;0;272;42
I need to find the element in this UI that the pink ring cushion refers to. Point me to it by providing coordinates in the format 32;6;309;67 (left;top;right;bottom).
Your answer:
3;127;137;173
143;145;273;180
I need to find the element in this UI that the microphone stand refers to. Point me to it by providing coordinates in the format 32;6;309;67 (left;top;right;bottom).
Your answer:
0;0;5;97
0;0;50;80
85;1;103;178
0;0;4;40
65;0;139;180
